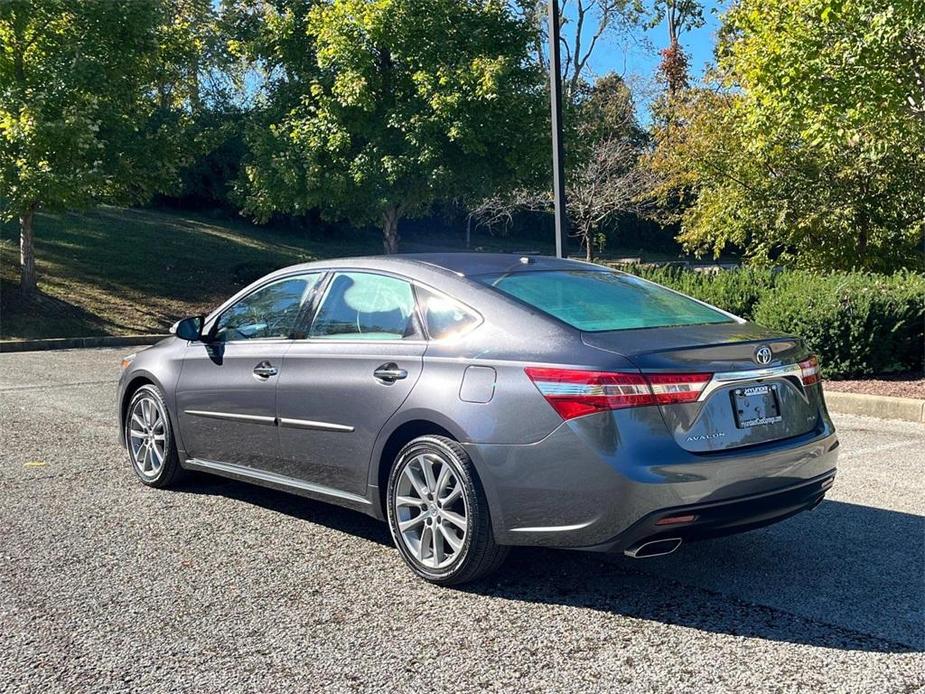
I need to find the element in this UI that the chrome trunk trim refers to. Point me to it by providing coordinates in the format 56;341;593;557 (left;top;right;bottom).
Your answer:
698;363;806;401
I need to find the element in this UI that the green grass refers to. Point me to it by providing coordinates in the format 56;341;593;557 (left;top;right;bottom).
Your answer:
0;206;687;340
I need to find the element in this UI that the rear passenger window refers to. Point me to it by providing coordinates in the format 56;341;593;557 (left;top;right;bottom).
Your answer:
310;272;420;340
416;287;481;340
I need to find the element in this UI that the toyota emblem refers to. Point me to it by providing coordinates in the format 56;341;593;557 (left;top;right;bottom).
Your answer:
755;346;773;365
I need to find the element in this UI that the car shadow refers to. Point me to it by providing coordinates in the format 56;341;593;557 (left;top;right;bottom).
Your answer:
178;475;922;654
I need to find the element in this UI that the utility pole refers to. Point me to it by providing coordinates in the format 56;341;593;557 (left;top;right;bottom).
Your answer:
547;0;568;258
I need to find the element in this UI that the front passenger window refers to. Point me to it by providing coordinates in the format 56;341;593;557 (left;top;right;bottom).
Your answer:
213;274;320;342
310;272;419;340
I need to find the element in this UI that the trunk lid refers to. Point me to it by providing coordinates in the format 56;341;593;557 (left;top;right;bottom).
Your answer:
582;323;821;453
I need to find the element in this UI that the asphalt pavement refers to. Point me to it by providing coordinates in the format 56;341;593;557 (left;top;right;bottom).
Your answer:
1;348;922;692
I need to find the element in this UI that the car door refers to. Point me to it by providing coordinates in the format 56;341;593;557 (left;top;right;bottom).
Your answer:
274;271;426;496
175;273;323;469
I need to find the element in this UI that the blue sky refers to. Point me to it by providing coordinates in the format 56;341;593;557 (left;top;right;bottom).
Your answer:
575;0;727;116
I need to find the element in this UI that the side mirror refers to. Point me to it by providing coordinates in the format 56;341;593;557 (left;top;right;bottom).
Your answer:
170;316;205;342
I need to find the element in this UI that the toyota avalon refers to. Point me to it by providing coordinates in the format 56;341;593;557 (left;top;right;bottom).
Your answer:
117;254;838;585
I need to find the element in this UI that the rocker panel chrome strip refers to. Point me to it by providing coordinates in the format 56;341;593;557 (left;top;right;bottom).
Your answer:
184;458;371;505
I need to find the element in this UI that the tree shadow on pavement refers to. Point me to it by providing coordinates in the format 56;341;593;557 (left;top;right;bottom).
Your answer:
179;475;923;655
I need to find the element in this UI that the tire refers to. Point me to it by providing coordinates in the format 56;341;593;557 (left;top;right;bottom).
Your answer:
124;383;184;488
386;435;508;585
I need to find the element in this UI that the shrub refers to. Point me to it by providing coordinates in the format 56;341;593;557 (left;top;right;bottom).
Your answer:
618;265;924;378
752;271;925;378
623;265;778;319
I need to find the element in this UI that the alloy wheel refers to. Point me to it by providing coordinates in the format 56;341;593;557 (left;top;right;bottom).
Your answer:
393;451;469;570
127;396;167;480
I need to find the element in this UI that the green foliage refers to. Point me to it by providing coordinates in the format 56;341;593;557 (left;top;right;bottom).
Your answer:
623;265;925;378
236;0;546;251
0;0;196;217
754;272;925;378
646;0;925;271
625;264;777;319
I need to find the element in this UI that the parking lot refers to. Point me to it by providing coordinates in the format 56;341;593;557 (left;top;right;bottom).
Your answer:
1;347;922;692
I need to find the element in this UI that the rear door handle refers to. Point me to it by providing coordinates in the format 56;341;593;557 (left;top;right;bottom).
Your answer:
373;363;408;383
253;361;278;379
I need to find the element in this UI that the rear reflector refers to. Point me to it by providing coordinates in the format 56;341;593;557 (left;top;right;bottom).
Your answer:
655;514;698;526
524;367;712;420
799;356;821;385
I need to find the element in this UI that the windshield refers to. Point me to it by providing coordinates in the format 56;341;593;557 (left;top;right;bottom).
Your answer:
476;270;735;332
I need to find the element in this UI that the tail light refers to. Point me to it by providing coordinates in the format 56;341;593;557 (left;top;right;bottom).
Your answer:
524;367;712;420
799;355;821;385
646;372;713;404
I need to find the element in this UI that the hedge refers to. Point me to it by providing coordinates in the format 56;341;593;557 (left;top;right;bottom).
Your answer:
621;266;925;379
625;265;778;320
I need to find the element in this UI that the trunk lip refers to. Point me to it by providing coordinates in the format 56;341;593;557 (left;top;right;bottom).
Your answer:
580;323;799;361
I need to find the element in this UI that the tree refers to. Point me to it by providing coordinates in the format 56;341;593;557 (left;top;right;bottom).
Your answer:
568;74;652;259
518;1;644;101
473;73;652;261
237;0;546;253
646;0;925;271
648;0;703;94
0;0;195;297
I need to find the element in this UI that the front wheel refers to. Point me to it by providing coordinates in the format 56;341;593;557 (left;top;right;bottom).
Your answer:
386;435;508;585
124;384;184;488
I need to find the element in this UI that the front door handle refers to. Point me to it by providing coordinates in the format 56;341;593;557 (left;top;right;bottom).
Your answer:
373;363;408;383
253;361;278;379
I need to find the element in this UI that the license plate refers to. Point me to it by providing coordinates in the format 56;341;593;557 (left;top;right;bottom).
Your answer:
731;384;782;428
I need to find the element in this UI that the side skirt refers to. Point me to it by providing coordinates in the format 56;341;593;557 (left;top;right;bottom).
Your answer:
182;457;378;516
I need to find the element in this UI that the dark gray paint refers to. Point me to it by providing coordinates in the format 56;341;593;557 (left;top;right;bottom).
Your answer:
117;253;838;548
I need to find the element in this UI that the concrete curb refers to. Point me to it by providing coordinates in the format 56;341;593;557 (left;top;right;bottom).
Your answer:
824;389;925;424
0;334;169;353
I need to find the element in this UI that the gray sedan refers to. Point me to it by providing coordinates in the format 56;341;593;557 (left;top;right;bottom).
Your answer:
117;254;838;585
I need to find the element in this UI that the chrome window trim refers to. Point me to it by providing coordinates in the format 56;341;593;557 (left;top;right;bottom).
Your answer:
698;363;806;402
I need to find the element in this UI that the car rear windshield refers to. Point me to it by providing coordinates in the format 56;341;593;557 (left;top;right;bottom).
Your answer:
475;270;734;332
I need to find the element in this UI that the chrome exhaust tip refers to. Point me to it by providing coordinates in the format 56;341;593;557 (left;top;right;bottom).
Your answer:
624;537;683;559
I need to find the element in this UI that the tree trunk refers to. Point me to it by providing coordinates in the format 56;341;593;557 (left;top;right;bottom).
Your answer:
19;205;37;298
857;228;868;265
584;235;593;262
382;206;400;254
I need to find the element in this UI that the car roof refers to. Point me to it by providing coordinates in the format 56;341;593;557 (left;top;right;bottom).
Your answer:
398;253;600;276
285;252;602;278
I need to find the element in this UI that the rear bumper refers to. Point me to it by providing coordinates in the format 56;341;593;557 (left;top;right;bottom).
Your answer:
463;407;839;548
580;469;836;554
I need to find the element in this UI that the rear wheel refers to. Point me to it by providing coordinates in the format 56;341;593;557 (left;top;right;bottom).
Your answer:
386;435;508;585
124;384;183;488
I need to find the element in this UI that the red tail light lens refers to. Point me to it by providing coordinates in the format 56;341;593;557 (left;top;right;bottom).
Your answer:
646;372;713;404
524;368;712;420
799;355;821;385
